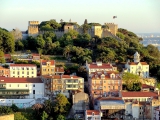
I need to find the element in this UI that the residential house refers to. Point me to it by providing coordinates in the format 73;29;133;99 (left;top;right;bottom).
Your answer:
86;61;117;77
89;71;122;100
85;110;102;120
41;75;84;98
40;60;55;76
31;54;40;61
122;91;160;119
124;52;149;78
10;64;37;78
0;66;10;77
0;77;44;99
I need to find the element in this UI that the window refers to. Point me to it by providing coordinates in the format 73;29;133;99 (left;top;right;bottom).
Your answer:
104;86;106;88
22;72;24;74
26;84;27;87
17;71;19;75
22;67;24;70
9;84;11;87
27;72;29;75
33;84;35;87
17;84;19;87
33;90;35;94
104;81;106;83
32;72;34;74
27;67;29;70
13;72;15;74
48;69;49;71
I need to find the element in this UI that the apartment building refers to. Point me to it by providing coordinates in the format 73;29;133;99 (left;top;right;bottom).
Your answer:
122;91;160;119
10;64;37;78
89;71;122;100
85;110;102;120
0;77;44;99
41;75;84;98
0;66;10;77
86;61;117;77
40;60;55;75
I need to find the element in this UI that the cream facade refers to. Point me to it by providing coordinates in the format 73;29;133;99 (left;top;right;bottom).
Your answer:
10;64;37;78
125;52;149;78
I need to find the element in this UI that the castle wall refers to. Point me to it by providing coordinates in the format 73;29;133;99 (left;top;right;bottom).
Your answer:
105;23;118;35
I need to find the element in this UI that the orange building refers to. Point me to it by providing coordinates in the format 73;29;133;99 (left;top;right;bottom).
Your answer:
89;71;122;99
0;66;10;77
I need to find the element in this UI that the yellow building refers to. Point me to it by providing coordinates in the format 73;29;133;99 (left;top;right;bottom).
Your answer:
40;60;55;76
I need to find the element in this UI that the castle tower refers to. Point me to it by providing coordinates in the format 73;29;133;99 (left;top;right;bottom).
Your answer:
105;23;118;35
134;51;140;63
91;25;102;38
28;21;39;37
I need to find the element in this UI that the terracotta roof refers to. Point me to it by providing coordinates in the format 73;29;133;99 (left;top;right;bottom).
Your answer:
32;54;40;56
96;97;123;101
128;62;148;65
86;110;100;115
41;60;55;65
4;54;11;58
0;77;43;83
122;91;158;97
42;75;81;79
10;64;36;67
0;66;9;70
55;67;64;73
89;63;113;69
142;84;154;89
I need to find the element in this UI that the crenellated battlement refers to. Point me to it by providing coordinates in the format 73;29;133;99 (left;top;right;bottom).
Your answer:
27;20;118;38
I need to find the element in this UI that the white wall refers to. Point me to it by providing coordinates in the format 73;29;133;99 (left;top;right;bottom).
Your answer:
6;83;44;99
132;105;139;119
0;99;35;108
125;102;132;115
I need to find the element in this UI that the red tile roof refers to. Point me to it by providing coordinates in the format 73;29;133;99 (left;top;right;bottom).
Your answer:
142;84;154;89
42;75;81;79
128;62;148;65
89;63;113;69
86;110;100;115
41;60;55;65
0;77;43;83
32;54;40;56
55;67;64;73
122;91;158;97
10;64;36;67
4;54;11;58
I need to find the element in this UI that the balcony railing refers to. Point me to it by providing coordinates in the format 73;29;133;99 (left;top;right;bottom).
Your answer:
0;89;29;96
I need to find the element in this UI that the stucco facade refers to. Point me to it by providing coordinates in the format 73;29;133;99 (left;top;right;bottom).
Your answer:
40;60;55;76
41;75;84;98
0;66;10;77
9;64;37;78
125;52;149;78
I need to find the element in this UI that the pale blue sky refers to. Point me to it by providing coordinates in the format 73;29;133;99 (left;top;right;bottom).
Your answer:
0;0;160;33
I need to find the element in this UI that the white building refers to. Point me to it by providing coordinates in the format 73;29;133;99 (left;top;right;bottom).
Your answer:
10;64;37;78
124;52;149;78
0;77;45;108
85;110;102;120
86;61;117;77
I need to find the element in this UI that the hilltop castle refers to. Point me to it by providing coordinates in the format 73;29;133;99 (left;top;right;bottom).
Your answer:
27;20;118;39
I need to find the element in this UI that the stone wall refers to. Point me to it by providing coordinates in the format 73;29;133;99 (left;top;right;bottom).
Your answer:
0;114;14;120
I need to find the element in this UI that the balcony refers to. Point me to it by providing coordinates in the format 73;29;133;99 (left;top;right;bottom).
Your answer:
0;89;29;96
0;84;6;89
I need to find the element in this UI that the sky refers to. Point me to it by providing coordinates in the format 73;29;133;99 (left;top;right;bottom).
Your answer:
0;0;160;33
